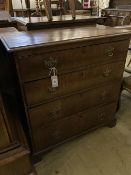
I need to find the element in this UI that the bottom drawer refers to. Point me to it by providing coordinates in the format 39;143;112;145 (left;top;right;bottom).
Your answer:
31;103;117;153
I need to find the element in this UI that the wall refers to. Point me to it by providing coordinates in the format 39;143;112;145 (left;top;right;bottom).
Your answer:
12;0;109;10
12;0;35;9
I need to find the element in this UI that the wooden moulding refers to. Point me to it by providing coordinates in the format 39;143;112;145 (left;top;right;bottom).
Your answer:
0;146;37;175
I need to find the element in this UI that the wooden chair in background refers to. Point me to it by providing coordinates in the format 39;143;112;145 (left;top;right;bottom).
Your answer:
24;0;76;21
0;0;13;16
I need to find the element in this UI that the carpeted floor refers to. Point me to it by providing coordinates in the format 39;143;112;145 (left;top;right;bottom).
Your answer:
35;92;131;175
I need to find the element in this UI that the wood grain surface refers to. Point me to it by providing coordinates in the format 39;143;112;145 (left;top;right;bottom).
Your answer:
1;25;131;51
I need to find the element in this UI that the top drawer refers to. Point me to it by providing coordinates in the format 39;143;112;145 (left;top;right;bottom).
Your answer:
16;40;129;82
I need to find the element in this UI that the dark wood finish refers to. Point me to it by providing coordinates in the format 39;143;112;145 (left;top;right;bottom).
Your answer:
2;25;131;50
31;103;117;152
24;62;124;106
0;146;37;175
16;39;128;82
0;26;131;158
0;95;12;150
0;20;17;28
14;15;105;31
29;83;120;128
0;94;36;174
0;94;20;152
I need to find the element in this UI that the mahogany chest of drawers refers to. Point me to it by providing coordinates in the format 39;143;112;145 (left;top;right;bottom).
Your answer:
0;26;130;158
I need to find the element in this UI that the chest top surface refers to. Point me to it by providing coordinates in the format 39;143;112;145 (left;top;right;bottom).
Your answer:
1;26;131;52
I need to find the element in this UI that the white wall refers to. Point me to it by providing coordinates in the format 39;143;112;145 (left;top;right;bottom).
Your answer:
12;0;59;9
12;0;36;9
98;0;110;9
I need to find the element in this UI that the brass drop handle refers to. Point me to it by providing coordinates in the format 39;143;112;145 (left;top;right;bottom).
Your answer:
105;48;115;57
103;66;112;77
98;112;106;121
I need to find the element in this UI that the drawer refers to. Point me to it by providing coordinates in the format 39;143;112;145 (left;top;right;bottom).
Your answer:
31;103;117;152
24;61;124;106
29;83;120;129
17;40;128;82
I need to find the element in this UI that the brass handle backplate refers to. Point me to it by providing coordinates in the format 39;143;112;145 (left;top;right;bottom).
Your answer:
44;57;57;69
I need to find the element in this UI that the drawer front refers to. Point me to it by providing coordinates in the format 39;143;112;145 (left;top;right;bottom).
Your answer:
31;103;117;152
17;40;128;82
29;83;120;129
24;61;124;106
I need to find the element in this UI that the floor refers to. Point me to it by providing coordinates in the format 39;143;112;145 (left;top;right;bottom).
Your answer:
36;53;131;175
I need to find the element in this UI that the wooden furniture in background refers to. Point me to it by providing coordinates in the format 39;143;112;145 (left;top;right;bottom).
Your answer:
102;0;131;27
24;0;76;21
102;9;131;27
0;95;13;150
0;0;13;16
0;147;37;175
0;26;130;160
0;95;37;175
0;0;6;10
15;15;105;31
0;27;37;174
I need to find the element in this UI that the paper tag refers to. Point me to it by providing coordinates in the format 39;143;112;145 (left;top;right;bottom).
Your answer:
51;75;58;88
